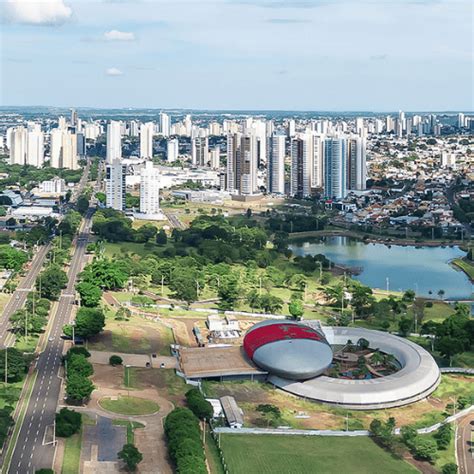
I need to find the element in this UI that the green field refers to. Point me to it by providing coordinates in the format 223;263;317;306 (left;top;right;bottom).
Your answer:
99;395;159;415
220;434;418;474
61;426;83;474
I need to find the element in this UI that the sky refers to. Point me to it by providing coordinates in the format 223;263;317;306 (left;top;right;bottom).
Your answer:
0;0;472;111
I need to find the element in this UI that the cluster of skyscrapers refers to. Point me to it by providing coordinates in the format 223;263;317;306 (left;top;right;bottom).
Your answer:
7;110;85;170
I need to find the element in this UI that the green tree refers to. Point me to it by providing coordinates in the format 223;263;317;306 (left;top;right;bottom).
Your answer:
398;317;413;337
37;264;68;300
76;195;89;215
65;373;95;404
67;355;93;378
412;436;437;462
118;443;143;471
76;281;102;307
109;355;123;366
185;388;213;420
441;463;458;474
55;408;82;437
156;229;167;245
0;348;28;382
217;274;241;310
69;307;105;340
288;298;304;320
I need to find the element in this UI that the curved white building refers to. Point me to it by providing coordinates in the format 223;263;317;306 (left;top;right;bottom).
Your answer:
270;327;441;410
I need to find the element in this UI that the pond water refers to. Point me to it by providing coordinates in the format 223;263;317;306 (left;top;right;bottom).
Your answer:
290;236;473;300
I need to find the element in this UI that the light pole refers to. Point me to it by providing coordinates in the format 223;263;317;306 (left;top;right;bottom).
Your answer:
4;346;8;385
71;321;76;346
125;364;131;397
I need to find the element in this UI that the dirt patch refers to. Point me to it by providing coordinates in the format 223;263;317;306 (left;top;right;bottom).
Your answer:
91;364;124;390
88;318;173;356
130;368;189;405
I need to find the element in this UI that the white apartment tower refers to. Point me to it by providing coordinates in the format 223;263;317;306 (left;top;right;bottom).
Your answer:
140;122;154;159
106;121;122;164
290;134;312;197
106;160;126;211
139;161;161;216
9;126;27;165
50;129;78;169
267;132;285;194
160;113;170;137
210;147;220;169
167;138;179;163
26;128;44;167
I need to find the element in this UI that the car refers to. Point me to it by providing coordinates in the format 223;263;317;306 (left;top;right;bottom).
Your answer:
48;337;54;342
160;362;165;368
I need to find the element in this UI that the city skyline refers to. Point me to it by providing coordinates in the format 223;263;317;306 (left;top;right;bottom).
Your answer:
1;0;472;111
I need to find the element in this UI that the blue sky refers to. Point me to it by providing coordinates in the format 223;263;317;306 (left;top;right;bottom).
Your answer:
0;0;472;110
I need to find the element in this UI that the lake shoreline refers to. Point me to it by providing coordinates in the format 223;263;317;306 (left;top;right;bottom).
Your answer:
288;229;468;249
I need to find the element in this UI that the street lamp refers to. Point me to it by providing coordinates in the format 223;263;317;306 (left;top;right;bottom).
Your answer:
71;320;76;346
125;364;131;397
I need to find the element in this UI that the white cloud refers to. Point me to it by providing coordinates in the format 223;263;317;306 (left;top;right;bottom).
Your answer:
4;0;73;25
104;29;136;41
105;67;123;76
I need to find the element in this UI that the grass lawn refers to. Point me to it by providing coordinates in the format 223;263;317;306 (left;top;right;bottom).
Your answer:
422;301;455;322
434;432;456;471
451;258;474;280
205;426;225;474
61;426;83;474
220;434;418;474
99;395;159;416
103;242;153;258
14;334;40;353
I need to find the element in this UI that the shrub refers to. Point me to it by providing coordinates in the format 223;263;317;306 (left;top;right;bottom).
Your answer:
185;388;213;420
434;423;452;450
55;408;82;437
109;355;123;366
441;463;458;474
164;408;206;474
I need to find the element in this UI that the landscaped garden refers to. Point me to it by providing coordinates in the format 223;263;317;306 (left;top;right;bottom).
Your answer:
99;395;159;416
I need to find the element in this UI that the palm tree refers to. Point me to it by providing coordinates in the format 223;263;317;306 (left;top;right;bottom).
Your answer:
437;289;445;300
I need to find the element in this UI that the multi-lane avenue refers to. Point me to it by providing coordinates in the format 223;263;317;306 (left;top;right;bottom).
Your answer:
6;210;94;473
0;245;51;348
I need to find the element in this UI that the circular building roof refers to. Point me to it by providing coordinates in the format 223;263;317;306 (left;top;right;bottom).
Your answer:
269;327;441;410
243;320;333;380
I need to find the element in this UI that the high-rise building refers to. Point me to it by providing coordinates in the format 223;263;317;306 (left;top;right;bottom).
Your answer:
70;109;78;127
129;120;140;137
50;129;78;169
267;132;285;194
457;113;465;129
288;119;296;138
167;138;179;163
106;160;126;211
184;115;192;137
140;122;154;159
139;161;160;216
106;121;122;164
210;147;220;169
347;136;366;191
209;122;222;136
385;116;395;133
290;135;311;197
324;137;347;200
192;137;209;166
226;133;258;195
76;133;86;159
26;129;44;167
61;132;79;170
9;126;27;165
58;116;67;130
160;112;170;137
84;123;101;140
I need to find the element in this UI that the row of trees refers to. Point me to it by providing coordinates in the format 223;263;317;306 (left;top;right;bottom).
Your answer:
164;408;207;474
185;388;213;420
64;347;95;405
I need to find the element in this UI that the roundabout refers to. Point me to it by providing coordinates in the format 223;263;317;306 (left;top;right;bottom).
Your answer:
265;326;441;410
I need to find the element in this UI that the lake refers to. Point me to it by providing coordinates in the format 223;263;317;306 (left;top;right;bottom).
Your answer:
290;236;473;300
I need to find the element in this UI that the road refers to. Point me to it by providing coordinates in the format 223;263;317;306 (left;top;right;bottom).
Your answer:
163;210;186;230
0;245;51;348
6;210;94;473
457;414;474;474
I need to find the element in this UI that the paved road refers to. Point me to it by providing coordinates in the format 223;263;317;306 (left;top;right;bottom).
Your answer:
163;210;185;230
0;245;51;348
457;414;474;474
7;210;94;474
